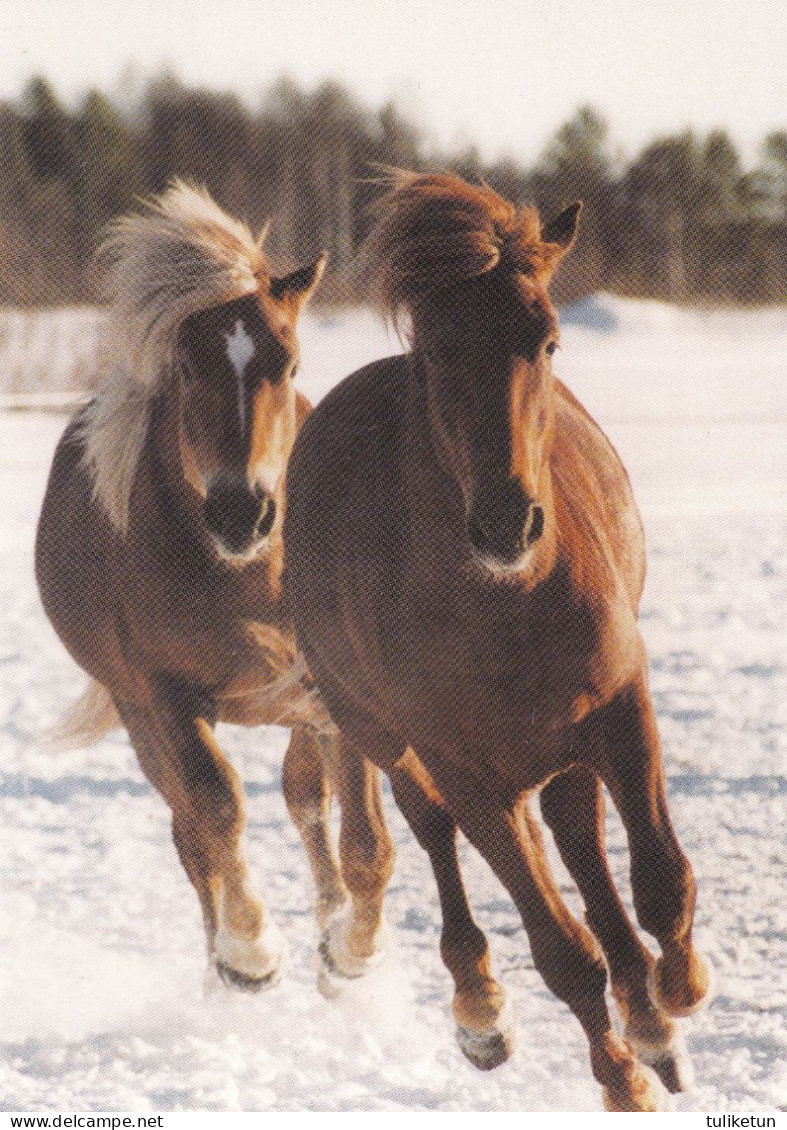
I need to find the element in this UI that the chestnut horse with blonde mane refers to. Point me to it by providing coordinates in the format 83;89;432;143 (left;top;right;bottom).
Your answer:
36;183;393;992
284;173;712;1109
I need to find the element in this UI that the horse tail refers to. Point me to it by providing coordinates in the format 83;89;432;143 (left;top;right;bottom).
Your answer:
242;623;338;735
46;679;121;750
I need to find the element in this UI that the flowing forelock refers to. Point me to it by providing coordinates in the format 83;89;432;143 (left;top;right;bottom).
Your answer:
98;180;266;389
78;181;268;532
367;171;565;325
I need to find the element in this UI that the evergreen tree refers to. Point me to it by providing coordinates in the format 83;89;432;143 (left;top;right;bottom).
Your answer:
0;73;783;307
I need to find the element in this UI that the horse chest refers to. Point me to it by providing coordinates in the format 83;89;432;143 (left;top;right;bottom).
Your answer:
126;546;281;690
385;569;639;772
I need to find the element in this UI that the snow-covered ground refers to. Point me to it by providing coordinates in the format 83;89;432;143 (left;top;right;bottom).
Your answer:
1;295;785;1112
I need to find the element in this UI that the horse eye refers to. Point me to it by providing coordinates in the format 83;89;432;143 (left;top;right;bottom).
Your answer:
545;341;557;357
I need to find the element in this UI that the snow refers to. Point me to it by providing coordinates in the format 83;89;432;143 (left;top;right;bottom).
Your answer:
1;294;785;1112
0;307;106;397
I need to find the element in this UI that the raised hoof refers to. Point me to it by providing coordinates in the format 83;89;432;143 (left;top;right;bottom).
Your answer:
456;1018;516;1072
648;951;715;1018
603;1065;673;1112
215;958;282;993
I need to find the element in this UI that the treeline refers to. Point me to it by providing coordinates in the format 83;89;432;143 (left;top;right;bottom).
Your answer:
1;74;786;307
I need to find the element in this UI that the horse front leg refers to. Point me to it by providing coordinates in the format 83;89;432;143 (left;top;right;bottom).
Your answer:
116;683;285;991
421;756;673;1111
282;725;348;930
316;732;395;981
594;673;713;1018
540;765;692;1092
390;750;514;1070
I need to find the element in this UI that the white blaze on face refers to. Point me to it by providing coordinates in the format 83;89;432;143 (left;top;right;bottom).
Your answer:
223;318;256;434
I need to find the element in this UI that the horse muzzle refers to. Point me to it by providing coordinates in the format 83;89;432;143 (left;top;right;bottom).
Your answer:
203;476;276;558
467;482;544;567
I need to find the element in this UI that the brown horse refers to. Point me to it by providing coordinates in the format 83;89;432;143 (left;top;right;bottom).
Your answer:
36;183;394;992
283;172;713;1109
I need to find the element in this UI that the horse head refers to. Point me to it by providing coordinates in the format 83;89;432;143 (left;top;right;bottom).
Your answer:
177;256;324;560
370;172;580;580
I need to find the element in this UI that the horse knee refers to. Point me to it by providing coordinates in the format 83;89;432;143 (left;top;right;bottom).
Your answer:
410;804;455;856
340;826;395;897
634;844;696;943
183;762;246;865
207;783;245;843
440;917;487;974
283;736;330;818
532;929;609;1011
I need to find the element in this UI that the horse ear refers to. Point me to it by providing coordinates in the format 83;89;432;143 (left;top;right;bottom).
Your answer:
542;202;582;253
270;254;327;314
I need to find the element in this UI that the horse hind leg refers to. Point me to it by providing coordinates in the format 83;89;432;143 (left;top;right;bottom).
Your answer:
117;686;285;992
390;753;515;1071
282;726;347;930
316;732;395;983
540;765;693;1093
596;676;714;1020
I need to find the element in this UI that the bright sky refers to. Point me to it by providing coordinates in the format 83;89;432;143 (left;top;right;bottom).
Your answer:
1;0;784;166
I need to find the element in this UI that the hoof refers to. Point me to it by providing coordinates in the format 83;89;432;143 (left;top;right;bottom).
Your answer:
318;933;366;981
603;1064;673;1112
316;955;344;1000
212;919;286;993
649;1047;694;1094
648;951;715;1018
317;907;388;980
216;958;282;993
456;1007;516;1072
634;1031;694;1094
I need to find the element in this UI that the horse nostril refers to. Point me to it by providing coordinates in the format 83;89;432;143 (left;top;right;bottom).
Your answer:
255;497;276;538
526;504;544;545
468;493;541;564
203;479;274;552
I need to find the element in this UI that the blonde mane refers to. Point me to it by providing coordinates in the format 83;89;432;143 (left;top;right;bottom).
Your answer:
78;181;269;532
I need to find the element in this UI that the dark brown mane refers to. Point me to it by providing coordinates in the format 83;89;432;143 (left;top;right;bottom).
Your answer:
367;171;566;322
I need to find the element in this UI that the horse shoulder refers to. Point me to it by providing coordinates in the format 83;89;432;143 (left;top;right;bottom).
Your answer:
35;413;139;692
289;354;409;553
545;382;649;714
